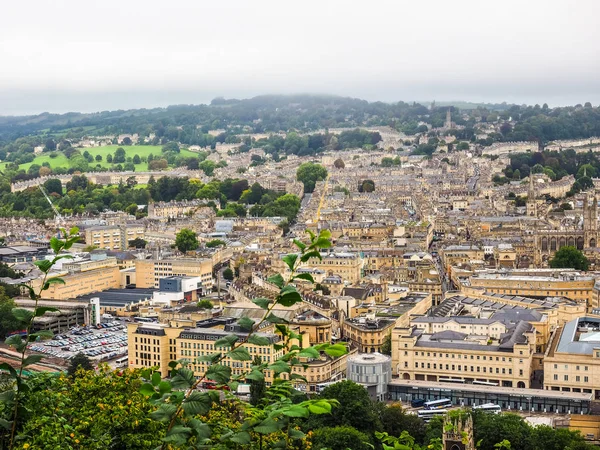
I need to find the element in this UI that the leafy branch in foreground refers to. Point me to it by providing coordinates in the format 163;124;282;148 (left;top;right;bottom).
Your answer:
0;227;79;449
139;229;347;448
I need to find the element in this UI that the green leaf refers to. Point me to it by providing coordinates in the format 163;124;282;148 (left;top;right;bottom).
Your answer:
324;343;348;358
228;381;239;392
248;335;271;346
11;308;33;324
151;403;178;422
282;254;298;272
265;313;289;324
230;431;251;444
158;381;172;394
22;354;44;367
293;239;306;251
30;330;53;340
151;371;162;386
298;347;320;359
197;353;222;364
308;400;332;414
290;373;308;382
206;364;232;384
314;237;332;249
282;405;309;418
305;229;316;241
237;316;254;332
34;306;59;317
300;250;321;262
171;368;195;389
268;360;291;375
140;382;155;396
163;425;192;445
293;273;315;283
277;286;303;307
214;334;238;348
267;273;285;289
0;418;12;431
319;229;332;240
252;297;271;309
183;392;212;416
227;346;251;361
253;417;283;434
50;237;63;254
0;363;18;379
34;259;53;273
245;369;264;381
289;428;306;440
42;277;66;290
5;335;23;347
188;418;212;440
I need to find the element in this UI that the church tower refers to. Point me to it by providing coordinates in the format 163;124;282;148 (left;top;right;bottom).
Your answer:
584;192;598;247
526;174;537;217
442;415;475;450
445;109;453;129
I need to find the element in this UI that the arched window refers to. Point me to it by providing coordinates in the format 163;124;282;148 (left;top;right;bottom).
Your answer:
541;237;548;251
568;237;575;247
550;238;557;251
559;237;566;248
590;238;596;248
577;237;584;250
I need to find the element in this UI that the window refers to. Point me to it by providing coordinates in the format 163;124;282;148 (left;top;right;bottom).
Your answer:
585;376;589;383
564;375;568;381
553;374;558;381
576;376;580;382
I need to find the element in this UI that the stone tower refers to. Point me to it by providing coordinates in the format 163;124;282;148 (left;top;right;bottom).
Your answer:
445;109;453;129
583;192;598;248
526;174;537;217
442;415;475;450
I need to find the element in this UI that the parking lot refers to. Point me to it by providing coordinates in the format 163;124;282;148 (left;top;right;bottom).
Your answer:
30;321;128;362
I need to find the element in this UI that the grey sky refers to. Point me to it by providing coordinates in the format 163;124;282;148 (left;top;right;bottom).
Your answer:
1;0;598;115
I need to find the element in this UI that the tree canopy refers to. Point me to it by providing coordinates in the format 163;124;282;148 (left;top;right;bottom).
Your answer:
549;246;589;271
296;162;327;193
175;228;199;253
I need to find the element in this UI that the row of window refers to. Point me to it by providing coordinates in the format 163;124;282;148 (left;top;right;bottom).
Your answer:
553;374;589;382
408;350;524;360
410;361;524;376
553;364;589;371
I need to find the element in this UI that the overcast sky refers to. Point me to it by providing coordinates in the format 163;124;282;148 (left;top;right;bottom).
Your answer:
1;0;599;115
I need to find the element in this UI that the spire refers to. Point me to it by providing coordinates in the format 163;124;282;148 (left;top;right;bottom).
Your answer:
529;174;535;197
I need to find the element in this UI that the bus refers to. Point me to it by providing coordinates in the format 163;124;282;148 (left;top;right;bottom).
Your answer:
472;403;501;414
439;378;465;384
115;356;128;368
424;398;452;410
418;409;448;422
411;398;425;408
472;380;498;386
133;317;157;323
315;380;344;393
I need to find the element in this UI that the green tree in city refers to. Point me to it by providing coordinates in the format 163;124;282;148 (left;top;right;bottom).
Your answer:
197;299;213;310
312;426;372;450
549;246;589;271
67;352;94;377
381;332;392;355
223;268;234;281
175;228;199;253
296;162;327;193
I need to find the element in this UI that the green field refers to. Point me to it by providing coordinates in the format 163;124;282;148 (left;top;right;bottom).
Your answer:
1;145;199;172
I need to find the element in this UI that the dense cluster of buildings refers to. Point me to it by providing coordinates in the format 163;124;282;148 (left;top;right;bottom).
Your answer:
5;127;600;439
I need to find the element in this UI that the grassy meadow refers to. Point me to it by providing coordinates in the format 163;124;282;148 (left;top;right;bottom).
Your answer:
2;145;200;172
